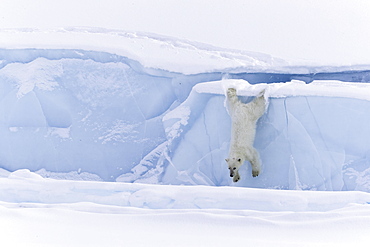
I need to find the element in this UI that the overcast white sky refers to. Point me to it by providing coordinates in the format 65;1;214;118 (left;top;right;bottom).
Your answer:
1;0;370;65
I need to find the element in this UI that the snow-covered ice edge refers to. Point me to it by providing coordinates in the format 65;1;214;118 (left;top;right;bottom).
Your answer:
0;27;281;75
1;28;370;75
195;79;370;101
2;169;370;211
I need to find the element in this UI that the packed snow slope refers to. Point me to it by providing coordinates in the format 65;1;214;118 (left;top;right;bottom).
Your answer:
1;169;370;246
1;29;370;192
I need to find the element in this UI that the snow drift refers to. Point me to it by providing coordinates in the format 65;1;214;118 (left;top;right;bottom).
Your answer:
1;168;370;247
1;29;370;192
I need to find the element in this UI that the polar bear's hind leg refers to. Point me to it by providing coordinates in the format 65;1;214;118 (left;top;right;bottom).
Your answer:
247;147;261;177
249;93;266;121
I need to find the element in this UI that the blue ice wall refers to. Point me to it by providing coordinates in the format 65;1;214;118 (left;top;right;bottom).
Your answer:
160;91;370;192
1;49;370;191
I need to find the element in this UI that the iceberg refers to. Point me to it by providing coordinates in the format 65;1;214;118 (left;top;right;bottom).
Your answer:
0;29;370;191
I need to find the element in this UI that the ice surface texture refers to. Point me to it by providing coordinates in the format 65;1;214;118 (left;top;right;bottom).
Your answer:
1;47;370;191
0;54;173;180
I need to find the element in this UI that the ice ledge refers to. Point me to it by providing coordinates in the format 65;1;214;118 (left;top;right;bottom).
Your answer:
194;79;370;101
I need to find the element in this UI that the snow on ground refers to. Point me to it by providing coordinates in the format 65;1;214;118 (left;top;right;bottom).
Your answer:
1;169;370;246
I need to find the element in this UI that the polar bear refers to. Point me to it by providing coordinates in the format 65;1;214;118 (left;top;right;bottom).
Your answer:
225;88;266;182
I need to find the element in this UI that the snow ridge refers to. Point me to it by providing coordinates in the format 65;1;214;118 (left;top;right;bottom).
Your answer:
1;28;370;74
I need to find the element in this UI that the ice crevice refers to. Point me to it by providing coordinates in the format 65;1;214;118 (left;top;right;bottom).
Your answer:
304;96;340;190
202;110;215;182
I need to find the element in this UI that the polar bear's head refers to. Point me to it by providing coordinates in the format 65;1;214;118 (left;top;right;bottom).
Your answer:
225;157;244;182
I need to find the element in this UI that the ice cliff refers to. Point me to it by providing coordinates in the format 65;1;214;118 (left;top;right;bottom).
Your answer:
1;29;370;191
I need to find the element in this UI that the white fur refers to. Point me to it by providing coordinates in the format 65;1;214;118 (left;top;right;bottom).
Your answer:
226;88;266;182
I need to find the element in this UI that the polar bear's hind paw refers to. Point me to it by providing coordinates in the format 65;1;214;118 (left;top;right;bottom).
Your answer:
252;170;259;177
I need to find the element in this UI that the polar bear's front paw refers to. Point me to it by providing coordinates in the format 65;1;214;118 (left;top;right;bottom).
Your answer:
257;89;266;98
252;169;260;177
227;88;237;97
233;173;240;182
